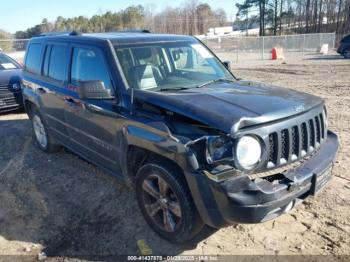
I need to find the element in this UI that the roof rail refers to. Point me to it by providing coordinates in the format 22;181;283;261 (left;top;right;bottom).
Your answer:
118;29;151;33
36;31;81;37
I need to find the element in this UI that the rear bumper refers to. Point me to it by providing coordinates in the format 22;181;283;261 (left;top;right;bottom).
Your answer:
185;131;339;228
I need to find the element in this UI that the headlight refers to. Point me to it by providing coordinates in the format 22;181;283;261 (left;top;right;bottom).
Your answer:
236;136;262;170
206;136;233;164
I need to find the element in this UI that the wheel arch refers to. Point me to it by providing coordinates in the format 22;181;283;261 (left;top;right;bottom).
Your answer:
126;144;187;184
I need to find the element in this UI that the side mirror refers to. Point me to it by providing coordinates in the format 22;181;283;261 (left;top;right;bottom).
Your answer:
223;61;231;70
77;81;114;100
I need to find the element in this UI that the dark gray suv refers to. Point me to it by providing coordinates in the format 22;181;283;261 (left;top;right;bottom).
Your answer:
22;31;339;243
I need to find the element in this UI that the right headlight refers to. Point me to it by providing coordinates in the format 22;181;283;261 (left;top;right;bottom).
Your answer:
206;136;233;164
236;135;262;170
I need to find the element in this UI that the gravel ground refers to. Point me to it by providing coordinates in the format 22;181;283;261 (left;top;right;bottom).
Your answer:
0;52;349;260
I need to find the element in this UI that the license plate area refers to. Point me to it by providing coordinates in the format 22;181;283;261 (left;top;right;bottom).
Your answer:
311;164;333;195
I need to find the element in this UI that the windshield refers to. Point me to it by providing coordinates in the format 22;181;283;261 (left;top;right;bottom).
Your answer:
114;41;234;91
0;54;20;70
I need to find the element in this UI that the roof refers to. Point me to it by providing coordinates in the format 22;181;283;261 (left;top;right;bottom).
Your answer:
30;32;197;46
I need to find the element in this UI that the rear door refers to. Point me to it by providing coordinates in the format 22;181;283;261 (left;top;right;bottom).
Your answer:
23;41;70;145
40;42;71;144
64;44;123;175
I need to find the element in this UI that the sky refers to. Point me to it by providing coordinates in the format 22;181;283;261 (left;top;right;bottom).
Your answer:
0;0;238;33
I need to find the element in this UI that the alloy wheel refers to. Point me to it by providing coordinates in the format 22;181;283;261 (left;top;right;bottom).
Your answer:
33;115;48;148
142;174;182;232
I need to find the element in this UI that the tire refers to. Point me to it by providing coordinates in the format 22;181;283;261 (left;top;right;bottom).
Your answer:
29;107;61;153
136;159;204;243
344;49;350;59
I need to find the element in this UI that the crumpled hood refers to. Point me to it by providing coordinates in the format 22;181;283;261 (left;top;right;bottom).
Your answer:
0;69;22;86
135;80;324;134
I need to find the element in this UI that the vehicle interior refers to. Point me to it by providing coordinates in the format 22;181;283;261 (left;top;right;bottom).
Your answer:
115;42;233;91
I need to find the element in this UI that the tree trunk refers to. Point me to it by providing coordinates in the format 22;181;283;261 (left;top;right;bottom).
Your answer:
336;0;342;34
262;0;266;36
317;0;323;32
306;0;311;33
259;1;263;36
274;0;278;35
279;0;283;35
314;0;318;32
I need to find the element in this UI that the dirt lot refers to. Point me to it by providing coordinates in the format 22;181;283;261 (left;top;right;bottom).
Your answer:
0;53;349;260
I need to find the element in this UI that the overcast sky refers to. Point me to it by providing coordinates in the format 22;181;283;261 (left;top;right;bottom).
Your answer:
0;0;238;33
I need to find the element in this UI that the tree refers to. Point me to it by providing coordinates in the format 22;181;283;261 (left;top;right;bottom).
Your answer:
235;0;350;36
0;29;13;52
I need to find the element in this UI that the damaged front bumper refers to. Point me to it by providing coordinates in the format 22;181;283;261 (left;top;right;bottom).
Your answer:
185;131;339;228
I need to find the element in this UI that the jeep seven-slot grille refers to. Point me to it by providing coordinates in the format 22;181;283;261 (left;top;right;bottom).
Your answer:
267;112;326;169
0;85;20;108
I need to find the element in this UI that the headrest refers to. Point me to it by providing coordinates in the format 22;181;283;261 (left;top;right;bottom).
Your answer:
132;48;152;60
130;64;157;89
133;64;154;79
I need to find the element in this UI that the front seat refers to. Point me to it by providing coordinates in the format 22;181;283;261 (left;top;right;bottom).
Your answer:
129;64;163;90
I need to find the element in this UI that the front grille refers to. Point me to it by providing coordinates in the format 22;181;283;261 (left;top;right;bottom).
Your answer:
267;112;327;169
0;85;21;109
0;85;9;92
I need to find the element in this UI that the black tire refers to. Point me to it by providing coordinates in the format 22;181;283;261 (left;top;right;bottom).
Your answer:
136;159;204;243
29;106;61;153
344;49;350;59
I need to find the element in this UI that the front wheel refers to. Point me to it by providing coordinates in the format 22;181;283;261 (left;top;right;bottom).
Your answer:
136;160;204;243
29;107;61;153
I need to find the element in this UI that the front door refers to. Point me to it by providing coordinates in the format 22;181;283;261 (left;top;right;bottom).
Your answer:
64;45;122;175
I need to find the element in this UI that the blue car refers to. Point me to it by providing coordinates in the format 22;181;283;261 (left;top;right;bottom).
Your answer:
0;52;23;113
337;34;350;59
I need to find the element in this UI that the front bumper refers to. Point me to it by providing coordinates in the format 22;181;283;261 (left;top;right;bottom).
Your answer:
185;131;339;228
0;91;23;112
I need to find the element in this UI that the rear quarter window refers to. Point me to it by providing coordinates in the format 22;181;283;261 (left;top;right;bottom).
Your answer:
25;43;42;74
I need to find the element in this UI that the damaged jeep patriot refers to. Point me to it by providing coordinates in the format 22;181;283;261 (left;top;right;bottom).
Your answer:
22;31;339;243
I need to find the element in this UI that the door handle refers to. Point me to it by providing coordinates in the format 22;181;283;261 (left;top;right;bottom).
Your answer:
37;87;46;94
64;97;77;106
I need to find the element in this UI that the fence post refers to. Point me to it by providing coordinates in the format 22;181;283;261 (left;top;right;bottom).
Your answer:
302;34;306;58
262;36;265;60
332;32;336;49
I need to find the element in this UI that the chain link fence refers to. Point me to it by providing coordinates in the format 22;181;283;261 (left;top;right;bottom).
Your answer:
200;33;336;62
0;33;336;63
0;39;29;52
0;39;29;63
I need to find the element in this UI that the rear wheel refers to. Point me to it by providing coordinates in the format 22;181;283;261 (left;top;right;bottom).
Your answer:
136;160;204;243
344;49;350;59
29;107;61;153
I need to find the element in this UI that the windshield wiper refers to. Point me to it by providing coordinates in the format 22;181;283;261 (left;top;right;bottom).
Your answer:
196;78;235;88
159;87;190;92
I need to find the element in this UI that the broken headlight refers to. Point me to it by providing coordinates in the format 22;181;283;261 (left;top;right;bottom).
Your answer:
206;136;234;164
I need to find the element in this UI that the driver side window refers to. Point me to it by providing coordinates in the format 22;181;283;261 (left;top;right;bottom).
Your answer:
71;47;112;90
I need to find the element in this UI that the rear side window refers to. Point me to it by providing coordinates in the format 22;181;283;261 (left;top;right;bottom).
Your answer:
43;44;68;82
25;43;42;74
71;47;111;89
